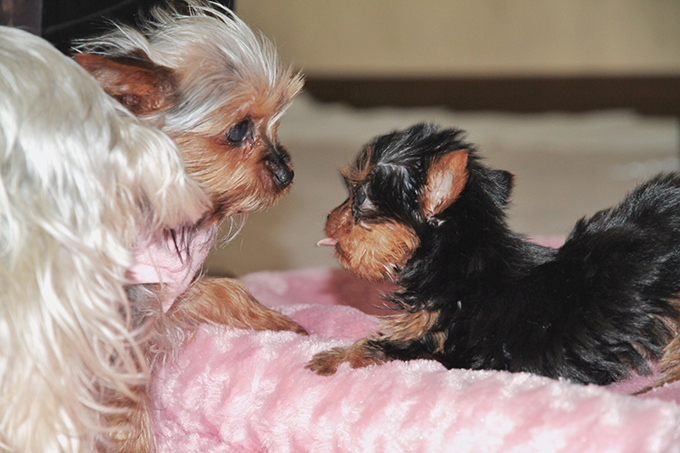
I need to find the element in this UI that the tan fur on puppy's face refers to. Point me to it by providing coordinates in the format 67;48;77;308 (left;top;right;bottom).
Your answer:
324;194;420;283
320;148;471;283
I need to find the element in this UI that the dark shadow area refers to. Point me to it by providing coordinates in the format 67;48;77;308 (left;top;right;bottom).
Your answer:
1;0;235;53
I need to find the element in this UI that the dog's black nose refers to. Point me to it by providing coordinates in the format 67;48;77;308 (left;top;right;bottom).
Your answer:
272;164;294;188
267;146;294;188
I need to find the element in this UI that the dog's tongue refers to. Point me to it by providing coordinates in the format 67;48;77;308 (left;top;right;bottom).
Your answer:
316;237;338;247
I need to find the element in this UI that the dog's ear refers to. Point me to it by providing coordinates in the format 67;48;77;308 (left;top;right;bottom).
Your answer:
74;53;176;116
488;169;515;207
422;149;469;218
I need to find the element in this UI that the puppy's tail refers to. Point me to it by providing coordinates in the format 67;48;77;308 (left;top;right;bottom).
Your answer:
559;173;680;364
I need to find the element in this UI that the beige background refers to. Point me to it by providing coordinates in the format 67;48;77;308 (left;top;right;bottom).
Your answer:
204;97;679;276
238;0;680;77
204;2;680;277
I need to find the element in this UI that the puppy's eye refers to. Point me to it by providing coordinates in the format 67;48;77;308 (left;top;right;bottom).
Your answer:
352;187;374;218
354;188;366;206
226;118;251;144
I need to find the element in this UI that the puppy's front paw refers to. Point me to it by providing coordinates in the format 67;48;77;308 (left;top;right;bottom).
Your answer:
306;339;387;375
306;347;350;375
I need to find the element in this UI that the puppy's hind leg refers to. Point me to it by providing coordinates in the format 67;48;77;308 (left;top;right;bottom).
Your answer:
170;276;308;335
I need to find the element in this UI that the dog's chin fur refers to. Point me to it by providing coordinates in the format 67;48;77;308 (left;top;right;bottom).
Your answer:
0;26;207;452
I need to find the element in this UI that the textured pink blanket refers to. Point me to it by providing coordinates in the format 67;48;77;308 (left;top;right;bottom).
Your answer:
152;266;680;452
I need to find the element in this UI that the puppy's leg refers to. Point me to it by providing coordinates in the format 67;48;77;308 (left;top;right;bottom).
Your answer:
171;276;308;334
307;310;441;375
306;338;390;375
652;335;680;388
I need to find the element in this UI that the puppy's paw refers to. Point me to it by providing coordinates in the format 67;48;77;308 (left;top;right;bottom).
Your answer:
306;347;350;375
307;339;386;375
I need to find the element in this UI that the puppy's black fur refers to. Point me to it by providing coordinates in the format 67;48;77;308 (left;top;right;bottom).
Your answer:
310;123;680;385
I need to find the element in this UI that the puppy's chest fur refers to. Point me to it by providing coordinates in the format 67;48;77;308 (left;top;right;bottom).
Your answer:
391;212;578;374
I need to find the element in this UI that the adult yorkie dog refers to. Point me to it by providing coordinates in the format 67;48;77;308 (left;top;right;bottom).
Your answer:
309;123;680;388
0;27;208;452
74;0;305;331
73;2;306;450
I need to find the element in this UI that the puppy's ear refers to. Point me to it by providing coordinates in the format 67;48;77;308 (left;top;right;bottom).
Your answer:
422;149;469;218
488;169;515;207
74;53;176;116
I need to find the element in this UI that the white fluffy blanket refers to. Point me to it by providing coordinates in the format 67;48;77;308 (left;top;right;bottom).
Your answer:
151;267;680;452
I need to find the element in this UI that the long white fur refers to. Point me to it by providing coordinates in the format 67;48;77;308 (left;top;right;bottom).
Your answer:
0;26;208;452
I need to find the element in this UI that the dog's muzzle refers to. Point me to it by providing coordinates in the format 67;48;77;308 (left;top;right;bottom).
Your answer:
266;145;294;189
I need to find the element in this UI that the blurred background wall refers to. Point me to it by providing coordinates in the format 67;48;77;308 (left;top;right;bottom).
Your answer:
238;0;680;77
236;1;680;116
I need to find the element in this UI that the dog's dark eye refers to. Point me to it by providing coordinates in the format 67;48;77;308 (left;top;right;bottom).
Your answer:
226;118;251;144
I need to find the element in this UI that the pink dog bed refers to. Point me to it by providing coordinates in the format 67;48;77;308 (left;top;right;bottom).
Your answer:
151;238;680;452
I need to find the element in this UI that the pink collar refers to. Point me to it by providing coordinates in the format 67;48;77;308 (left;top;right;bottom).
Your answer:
127;226;217;312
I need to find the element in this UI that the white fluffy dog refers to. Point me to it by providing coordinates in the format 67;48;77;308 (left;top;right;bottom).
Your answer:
0;27;208;452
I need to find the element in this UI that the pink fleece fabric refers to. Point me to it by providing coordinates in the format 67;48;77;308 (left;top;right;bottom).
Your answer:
128;227;216;311
151;237;680;452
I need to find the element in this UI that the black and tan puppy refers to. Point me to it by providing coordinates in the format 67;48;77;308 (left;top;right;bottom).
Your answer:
309;123;680;386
